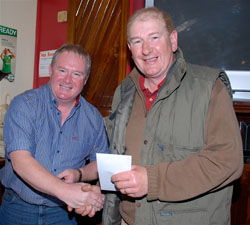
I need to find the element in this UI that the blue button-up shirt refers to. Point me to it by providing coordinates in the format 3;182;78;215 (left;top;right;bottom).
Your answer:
0;83;109;206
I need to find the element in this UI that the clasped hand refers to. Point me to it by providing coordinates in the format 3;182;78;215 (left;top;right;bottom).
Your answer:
57;169;104;217
67;184;104;217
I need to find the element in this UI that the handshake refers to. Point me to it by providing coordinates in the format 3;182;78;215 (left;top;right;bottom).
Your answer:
57;168;105;218
67;183;104;218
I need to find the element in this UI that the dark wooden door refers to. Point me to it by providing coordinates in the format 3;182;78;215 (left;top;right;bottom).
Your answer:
231;102;250;225
67;0;129;117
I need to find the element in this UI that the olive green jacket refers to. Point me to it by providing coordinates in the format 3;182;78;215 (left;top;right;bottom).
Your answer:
102;49;242;225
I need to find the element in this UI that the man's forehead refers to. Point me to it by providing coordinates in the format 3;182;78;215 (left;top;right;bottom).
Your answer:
135;13;163;23
129;18;166;35
131;16;165;30
56;52;85;62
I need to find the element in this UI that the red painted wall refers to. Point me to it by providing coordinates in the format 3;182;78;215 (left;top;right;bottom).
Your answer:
33;0;68;88
130;0;145;15
33;0;144;88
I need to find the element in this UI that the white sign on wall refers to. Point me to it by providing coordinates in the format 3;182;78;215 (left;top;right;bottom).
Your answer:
39;49;56;77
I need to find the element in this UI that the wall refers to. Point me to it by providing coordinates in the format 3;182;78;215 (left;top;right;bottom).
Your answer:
33;0;144;87
130;0;145;15
33;0;68;88
0;0;37;104
0;0;145;101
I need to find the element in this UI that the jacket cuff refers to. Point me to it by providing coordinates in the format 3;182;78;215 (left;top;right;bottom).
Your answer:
145;165;158;201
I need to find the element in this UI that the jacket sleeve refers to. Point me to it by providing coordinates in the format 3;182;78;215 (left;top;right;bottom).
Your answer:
146;79;244;201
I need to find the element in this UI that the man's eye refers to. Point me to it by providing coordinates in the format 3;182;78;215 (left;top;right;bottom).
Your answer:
132;40;141;45
73;73;81;77
59;69;65;73
152;36;159;40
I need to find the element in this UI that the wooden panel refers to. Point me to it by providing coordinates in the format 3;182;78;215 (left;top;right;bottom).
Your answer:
231;102;250;225
231;165;250;225
234;101;250;114
67;0;129;116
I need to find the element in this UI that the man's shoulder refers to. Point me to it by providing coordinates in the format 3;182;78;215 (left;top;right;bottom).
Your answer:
184;63;224;84
12;84;49;109
187;63;221;76
79;96;103;119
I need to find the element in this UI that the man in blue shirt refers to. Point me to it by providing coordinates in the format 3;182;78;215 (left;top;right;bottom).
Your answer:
0;44;109;225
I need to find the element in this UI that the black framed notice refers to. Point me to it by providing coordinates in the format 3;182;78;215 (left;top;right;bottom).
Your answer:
154;0;250;71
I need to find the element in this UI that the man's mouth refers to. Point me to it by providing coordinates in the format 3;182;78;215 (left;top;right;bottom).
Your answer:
144;57;158;62
60;84;72;90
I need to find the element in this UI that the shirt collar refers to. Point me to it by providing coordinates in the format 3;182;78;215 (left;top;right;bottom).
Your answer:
139;75;166;94
75;95;80;106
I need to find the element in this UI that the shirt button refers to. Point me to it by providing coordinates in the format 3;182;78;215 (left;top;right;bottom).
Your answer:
57;150;60;153
144;140;148;145
60;131;62;134
149;98;153;102
136;202;141;208
54;169;57;172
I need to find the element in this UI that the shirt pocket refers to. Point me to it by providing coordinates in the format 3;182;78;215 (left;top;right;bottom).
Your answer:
69;140;92;162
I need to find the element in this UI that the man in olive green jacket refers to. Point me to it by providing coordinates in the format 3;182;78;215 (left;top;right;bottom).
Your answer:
102;7;243;225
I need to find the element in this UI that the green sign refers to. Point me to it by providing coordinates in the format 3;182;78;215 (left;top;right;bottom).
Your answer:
0;25;17;37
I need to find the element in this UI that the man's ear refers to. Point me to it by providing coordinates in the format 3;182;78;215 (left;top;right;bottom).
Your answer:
83;76;88;86
127;42;131;51
170;30;178;52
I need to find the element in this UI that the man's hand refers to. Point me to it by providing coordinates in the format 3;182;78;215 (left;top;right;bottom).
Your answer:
60;182;104;210
111;165;148;198
57;169;80;183
67;184;105;217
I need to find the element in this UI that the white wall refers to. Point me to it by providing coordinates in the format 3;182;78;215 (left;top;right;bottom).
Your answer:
0;0;37;104
145;0;154;7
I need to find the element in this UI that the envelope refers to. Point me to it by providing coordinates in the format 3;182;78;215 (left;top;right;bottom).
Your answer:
96;153;132;191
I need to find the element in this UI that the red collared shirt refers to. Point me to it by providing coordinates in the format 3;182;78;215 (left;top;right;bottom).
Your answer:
139;76;166;111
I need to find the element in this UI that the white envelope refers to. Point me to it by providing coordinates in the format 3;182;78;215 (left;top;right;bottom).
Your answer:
96;153;132;191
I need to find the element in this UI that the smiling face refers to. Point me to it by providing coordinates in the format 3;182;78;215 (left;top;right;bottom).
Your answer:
128;16;178;82
49;51;88;106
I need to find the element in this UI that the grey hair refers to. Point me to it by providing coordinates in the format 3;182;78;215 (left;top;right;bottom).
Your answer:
127;7;175;42
50;43;91;77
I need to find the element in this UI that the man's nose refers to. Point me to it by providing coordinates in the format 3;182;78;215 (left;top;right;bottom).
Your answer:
142;42;152;55
64;72;72;83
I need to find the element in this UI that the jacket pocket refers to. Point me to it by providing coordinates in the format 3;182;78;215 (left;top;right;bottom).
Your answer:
154;208;209;225
151;142;202;163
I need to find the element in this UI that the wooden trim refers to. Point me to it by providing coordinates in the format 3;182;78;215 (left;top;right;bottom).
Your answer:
118;0;130;85
233;101;250;114
67;0;77;43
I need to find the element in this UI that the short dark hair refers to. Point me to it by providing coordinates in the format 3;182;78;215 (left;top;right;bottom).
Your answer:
50;44;91;77
127;7;175;42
